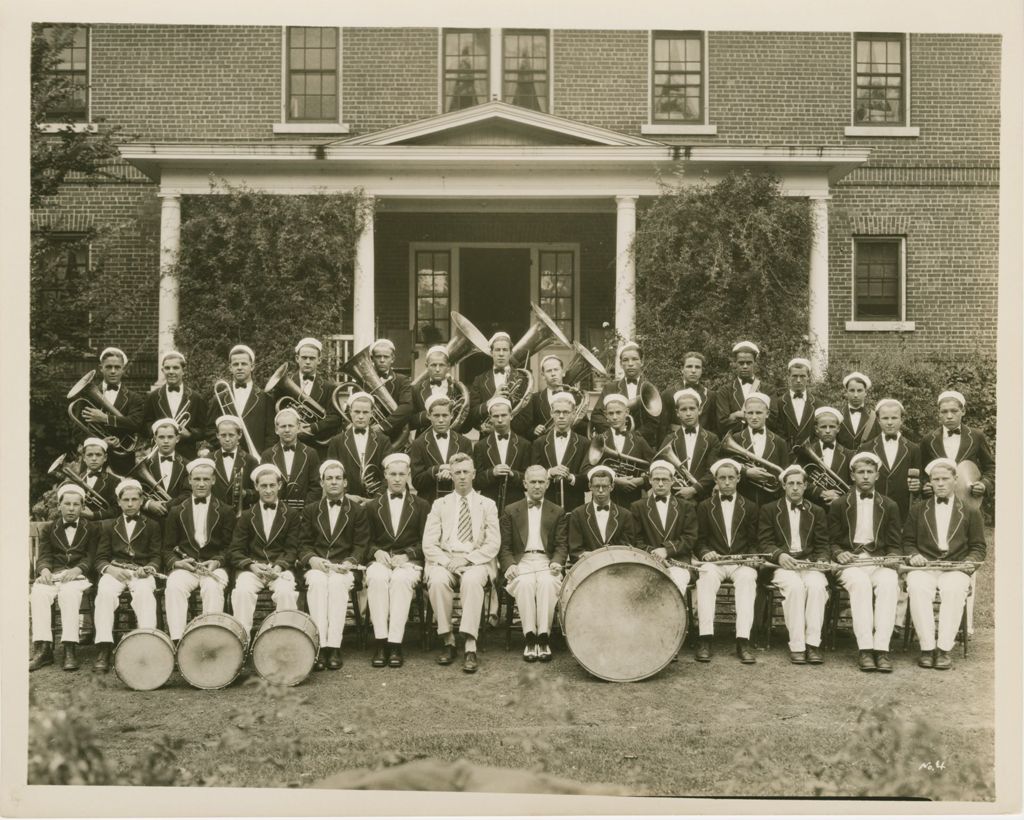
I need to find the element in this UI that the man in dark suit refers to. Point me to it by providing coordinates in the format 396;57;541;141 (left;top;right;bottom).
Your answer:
518;354;589;441
29;484;98;672
828;451;903;673
473;396;531;515
297;459;370;670
364;453;431;668
76;437;119;520
499;466;569;661
864;398;922;521
693;459;761;664
260;408;322;511
205;343;275;455
903;458;987;671
143;351;207;460
566;466;636;560
408;395;473;504
769;357;819;446
660;388;720;502
162;458;235;643
714;340;764;437
467;331;532;436
589;341;661;448
919;390;995;499
801;406;854;509
409;345;470;436
836;372;878;451
529;391;589;511
757;465;830;664
367;338;414;442
630;459;698;595
326;392;391;501
290;337;343;457
137;418;191;519
209;415;260;511
77;347;144;475
657;351;714;441
733;392;789;509
593;393;655;508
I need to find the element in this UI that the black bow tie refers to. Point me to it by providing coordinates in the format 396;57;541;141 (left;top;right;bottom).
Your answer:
936;496;950;504
655;496;668;504
790;502;802;511
555;432;568;439
160;456;174;463
739;377;753;385
859;492;874;501
792;391;804;400
683;426;696;435
719;494;734;502
193;497;207;505
528;500;543;509
821;442;834;451
493;368;507;376
104;383;119;392
282;445;295;452
496;433;509;441
429;380;444;387
166;384;180;393
750;429;764;436
352;428;367;436
595;504;610;512
328;499;342;508
884;434;898;441
390;492;404;500
435;432;448;440
63;521;77;529
221;451;235;459
124;515;139;523
234;382;248;390
946;428;961;437
849;408;862;415
263;503;277;511
625;378;638;386
88;471;103;478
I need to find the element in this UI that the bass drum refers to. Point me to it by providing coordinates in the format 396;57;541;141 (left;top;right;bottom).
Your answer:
113;628;176;691
251;610;320;686
954;459;983;512
177;613;250;690
558;546;687;682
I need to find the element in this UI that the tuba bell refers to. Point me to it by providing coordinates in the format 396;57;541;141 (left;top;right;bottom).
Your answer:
720;432;784;494
541;342;608;434
501;303;571;417
410;311;488;430
264;363;333;446
331;346;408;446
66;370;138;456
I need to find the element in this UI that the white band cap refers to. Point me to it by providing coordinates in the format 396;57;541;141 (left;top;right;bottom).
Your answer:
229;344;255;364
150;417;180;435
875;398;905;414
787;357;812;371
82;437;108;452
489;331;512;347
57;483;86;501
425;345;449;360
925;457;958;476
549;390;576;408
99;346;128;366
215;414;244;432
814;406;843;422
424;394;450;412
779;464;807;482
744;392;771;408
673;388;702;407
648;460;676;476
382;452;411;470
849;451;882;470
250;463;283;483
617;341;641;357
186;457;216;474
843;371;872;391
732;341;760;356
539;354;563;370
159;350;186;368
937;390;966;408
319;459;345;479
346;391;374;407
114;478;143;497
602;392;628;408
486;396;512;413
371;338;395;354
710;458;743;475
294;337;323;354
274;407;301;424
587;465;616;482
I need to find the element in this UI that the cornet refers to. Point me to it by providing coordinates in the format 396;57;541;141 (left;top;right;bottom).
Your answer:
66;370;138;456
265;363;333;446
212;379;259;455
47;453;113;513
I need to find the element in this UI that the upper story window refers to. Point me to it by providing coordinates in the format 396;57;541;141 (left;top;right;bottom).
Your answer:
502;30;549;113
41;25;89;123
443;29;490;112
853;33;906;126
853;237;903;321
651;31;703;124
286;27;339;122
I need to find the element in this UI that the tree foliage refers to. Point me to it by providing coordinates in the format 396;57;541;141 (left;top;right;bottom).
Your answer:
173;181;370;389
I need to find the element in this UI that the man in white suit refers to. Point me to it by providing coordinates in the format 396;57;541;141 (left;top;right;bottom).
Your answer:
422;452;500;673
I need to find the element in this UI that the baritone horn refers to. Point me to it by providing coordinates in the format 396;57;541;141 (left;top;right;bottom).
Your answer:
126;459;174;505
586;436;651;478
652;442;701;491
66;370;138;456
720;432;783;493
790;443;850;496
47;453;113;513
264;364;332;446
410;311;489;430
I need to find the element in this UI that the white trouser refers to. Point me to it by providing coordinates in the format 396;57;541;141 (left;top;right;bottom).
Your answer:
696;563;757;639
772;569;829;651
838;566;899;651
507;553;562;636
94;574;157;644
666;565;691;597
304;569;354;649
425;563;490;638
906;569;972;652
366;562;421;643
230;570;298;634
164;568;228;640
31;578;92;643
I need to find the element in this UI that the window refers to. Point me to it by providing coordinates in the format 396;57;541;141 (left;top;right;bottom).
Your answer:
414;251;451;345
651;31;703;124
286;27;338;122
538;250;574;340
502;30;549;113
443;29;489;112
41;25;89;122
853;33;906;126
36;235;91;334
853;238;903;321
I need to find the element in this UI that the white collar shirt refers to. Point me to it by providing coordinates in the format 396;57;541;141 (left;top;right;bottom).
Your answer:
526;503;544;551
854;493;875;546
191;498;209;547
553;430;570;464
300;375;314;396
84;471;98;489
221;451;235;476
786;503;803;552
260;504;277;538
282;447;295;477
820;442;836;470
611;429;627;453
654;494;670;529
740;379;755;398
158;455;174;488
623;380;638;400
934;497;953;552
388;492;405;533
351;428;368;460
720;496;735;546
749;428;767;459
790;391;806;425
494;433;510;465
493;368;508;390
882;433;900;467
682;426;698;462
123;515;137;540
327;499;342;533
594;504;610;542
428;380;448;400
166;386;183;417
103;383;120;405
434;432;450;462
848;406;863;433
233;382;253;415
942;430;961;462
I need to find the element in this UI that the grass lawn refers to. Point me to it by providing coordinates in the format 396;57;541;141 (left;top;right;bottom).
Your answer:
28;536;996;799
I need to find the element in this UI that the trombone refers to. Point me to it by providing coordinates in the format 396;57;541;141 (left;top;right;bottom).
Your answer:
66;370;138;456
47;453;113;514
264;363;333;446
212;379;259;455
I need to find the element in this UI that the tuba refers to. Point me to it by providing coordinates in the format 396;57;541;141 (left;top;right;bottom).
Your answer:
586;435;651;478
541;342;608;433
331;346;408;447
720;432;784;494
212;379;259;455
627;381;663;420
410;311;489;430
652;442;702;491
501;303;571;417
790;444;850;496
66;371;138;456
264;364;333;446
47;453;113;513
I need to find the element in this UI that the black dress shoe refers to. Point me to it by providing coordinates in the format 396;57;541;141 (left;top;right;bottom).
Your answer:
858;650;876;672
372;642;388;668
874;651;893;673
918;650;936;669
437;644;457;666
789;650;807;665
313;652;326;672
805;645;823;665
934;649;952;670
462;651;478;674
29;641;53;672
537;636;552;662
388;644;404;668
92;644;112;673
326;648;343;670
63;642;80;671
695;637;712;663
736;639;756;664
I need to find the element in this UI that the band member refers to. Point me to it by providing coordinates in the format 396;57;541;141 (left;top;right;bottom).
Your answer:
499;466;569;662
473;396;530;514
864;398;922;520
735;392;789;508
367;338;414;440
589;341;660;448
162;458;235;643
769;357;819;445
138;418;190;518
519;354;587;440
260;407;322;511
658;351;714;441
228;463;300;634
79;347;144;474
409;395;473;504
660;388;720;501
693;459;761;664
468;331;514;433
91;478;163;672
593;393;655;508
829;451;903;672
757;465;829;664
529;391;589;511
29;484;97;672
802;406;853;508
298;460;369;671
410;345;467;435
364;453;431;668
715;341;763;436
209;415;260;511
76;437;119;520
919;390;995;498
141;351;206;460
326;392;391;501
207;344;275;454
630;460;698;596
291;337;343;456
836;372;878;451
422;453;500;674
903;458;987;670
567;465;637;559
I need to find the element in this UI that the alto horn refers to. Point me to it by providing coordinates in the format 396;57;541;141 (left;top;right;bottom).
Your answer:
66;370;138;456
586;436;650;478
47;453;113;513
790;443;850;496
652;442;701;490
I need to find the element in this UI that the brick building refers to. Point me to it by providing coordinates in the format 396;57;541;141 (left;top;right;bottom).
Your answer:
37;25;1000;383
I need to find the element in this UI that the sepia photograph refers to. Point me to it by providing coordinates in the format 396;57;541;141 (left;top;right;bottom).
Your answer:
2;0;1020;816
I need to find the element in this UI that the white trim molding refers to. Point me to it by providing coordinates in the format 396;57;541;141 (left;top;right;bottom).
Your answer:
641;124;718;136
845;320;916;332
37;122;98;134
849;235;913;331
844;125;919;138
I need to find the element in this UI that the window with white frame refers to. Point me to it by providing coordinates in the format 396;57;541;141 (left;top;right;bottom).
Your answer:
853;237;904;321
642;31;715;135
414;250;452;345
502;30;550;113
40;25;89;123
443;29;490;112
286;27;339;122
441;29;553;114
853;33;906;126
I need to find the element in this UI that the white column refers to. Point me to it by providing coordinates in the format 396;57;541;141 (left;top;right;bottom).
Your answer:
157;192;181;381
614;195;638;345
353;199;376;351
808;195;830;379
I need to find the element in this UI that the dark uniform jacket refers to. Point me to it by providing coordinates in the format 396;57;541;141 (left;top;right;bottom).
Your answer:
695;493;760;558
36;518;97;577
630;494;698;561
529;430;589;511
732;426;789;508
592;428;655;508
260;441;322;509
377;371;414;439
499;498;569;572
826;489;903;560
289;374;343;455
467;368;533;436
862;433;922;520
800;439;854;509
836;404;879;451
325;427;392;498
769;390;820;446
297;496;370;568
713;376;766;437
472;431;531;512
135;450;191;514
658;427;720;500
589;377;661;449
82;379;144;474
209;449;260;511
901;497;987;563
919;425;996;495
228;503;299;572
408;430;474;503
657;380;714;441
204;382;275;455
96;514;163;574
757;498;829;564
566;501;636;559
142;384;208;459
76;466;120;521
410;378;470;435
363;491;431;563
162;496;236;566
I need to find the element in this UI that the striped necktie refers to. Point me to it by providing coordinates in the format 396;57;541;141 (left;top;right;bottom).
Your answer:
457;496;473;543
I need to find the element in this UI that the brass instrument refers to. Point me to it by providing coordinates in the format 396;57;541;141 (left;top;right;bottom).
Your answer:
172;547;227;586
110;559;168;580
361;457;385;497
324;561;369;574
836;556;902;570
652;443;701;492
500;303;570;417
230;459;245;514
764;559;834;572
213;379;259;455
411;311;489;430
66;370;138;456
626;381;663;420
720;432;784;494
331;346;408;446
790;444;850;496
264;364;333;446
540;342;608;433
47;453;113;513
586;436;651;478
126;459;174;506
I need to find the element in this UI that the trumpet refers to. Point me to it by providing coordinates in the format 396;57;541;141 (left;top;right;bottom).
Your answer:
331;346;406;444
720;432;784;494
411;311;488;430
213;379;259;455
790;444;850;496
47;453;113;513
586;436;650;478
651;442;701;491
264;364;333;446
66;370;138;456
110;559;167;580
126;459;174;505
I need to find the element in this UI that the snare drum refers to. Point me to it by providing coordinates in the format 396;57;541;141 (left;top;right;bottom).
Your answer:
113;628;176;691
251;610;319;686
558;545;687;682
177;613;249;690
